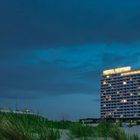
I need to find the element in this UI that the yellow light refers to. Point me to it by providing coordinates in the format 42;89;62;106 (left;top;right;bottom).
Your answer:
103;66;131;75
121;99;127;103
115;66;131;73
121;70;140;76
103;81;107;85
103;69;115;75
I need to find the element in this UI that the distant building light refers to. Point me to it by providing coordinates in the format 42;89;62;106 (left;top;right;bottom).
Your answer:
103;81;107;85
108;112;112;115
117;91;119;94
105;96;109;99
130;78;133;81
103;66;131;75
121;99;127;103
103;69;115;75
133;101;138;105
121;70;140;76
123;81;127;85
109;83;112;87
106;75;110;78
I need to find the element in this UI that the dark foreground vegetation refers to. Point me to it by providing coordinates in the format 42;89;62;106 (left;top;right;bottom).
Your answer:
0;112;139;140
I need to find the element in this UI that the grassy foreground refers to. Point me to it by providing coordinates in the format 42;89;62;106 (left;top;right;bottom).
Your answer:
0;112;140;140
0;112;60;140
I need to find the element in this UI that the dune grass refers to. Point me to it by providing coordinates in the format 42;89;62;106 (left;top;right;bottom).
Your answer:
0;112;140;140
0;112;60;140
70;120;140;140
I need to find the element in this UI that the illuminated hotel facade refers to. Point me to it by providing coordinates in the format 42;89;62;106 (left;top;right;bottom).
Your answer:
101;66;140;119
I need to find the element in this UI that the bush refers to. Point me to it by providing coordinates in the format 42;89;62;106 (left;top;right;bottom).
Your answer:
0;113;60;140
109;126;127;140
97;119;113;137
70;123;95;138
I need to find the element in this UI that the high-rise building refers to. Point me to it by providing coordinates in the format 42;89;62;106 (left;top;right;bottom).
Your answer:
101;66;140;119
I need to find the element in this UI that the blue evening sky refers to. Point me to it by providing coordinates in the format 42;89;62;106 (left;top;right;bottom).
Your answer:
0;0;140;120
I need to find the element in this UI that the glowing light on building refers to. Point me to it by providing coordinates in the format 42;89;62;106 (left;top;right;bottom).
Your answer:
103;66;131;75
103;81;107;85
121;70;140;76
103;69;114;75
106;75;110;78
121;99;127;103
123;81;127;85
134;101;138;105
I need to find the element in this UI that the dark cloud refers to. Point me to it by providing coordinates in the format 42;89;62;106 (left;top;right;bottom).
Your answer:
0;62;97;99
0;0;140;47
1;45;140;99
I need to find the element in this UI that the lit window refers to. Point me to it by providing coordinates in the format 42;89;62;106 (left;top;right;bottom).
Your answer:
130;93;133;96
106;96;108;99
133;101;138;105
103;81;107;85
108;112;112;115
106;75;110;78
121;99;127;103
123;81;127;85
117;91;119;94
103;104;106;107
109;83;112;87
